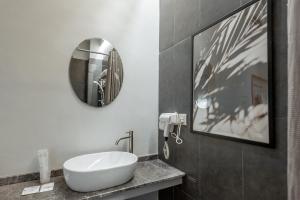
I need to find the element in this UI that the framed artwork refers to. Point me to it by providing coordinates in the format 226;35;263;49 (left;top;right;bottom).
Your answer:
192;0;273;146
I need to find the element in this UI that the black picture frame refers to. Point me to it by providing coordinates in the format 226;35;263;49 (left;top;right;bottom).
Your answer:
191;0;274;147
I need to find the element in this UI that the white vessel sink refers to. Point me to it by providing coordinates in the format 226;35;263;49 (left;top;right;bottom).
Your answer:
63;151;138;192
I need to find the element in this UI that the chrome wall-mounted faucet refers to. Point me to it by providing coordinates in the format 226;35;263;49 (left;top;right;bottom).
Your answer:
115;130;133;153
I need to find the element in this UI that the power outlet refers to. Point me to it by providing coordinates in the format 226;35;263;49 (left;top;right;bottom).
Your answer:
178;114;187;126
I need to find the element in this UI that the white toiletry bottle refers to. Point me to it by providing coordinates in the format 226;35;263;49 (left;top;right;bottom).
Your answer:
37;149;50;184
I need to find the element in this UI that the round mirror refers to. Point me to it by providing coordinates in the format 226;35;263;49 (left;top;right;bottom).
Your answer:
69;38;123;107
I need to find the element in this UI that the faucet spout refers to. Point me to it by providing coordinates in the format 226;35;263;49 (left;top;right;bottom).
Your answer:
115;131;134;153
115;136;130;145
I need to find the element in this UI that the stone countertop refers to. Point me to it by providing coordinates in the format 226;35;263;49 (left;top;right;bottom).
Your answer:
0;159;185;200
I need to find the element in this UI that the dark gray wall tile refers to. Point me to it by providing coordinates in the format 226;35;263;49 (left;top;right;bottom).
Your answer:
273;80;287;118
178;175;201;200
243;146;286;199
169;37;196;175
199;137;243;200
159;47;178;166
174;189;195;200
243;156;286;200
274;117;288;157
172;37;192;113
159;187;174;200
243;117;287;200
174;0;199;43
159;47;176;113
173;132;200;199
160;0;175;51
159;38;202;199
159;38;193;115
272;0;288;118
199;0;240;29
159;0;287;200
173;130;201;199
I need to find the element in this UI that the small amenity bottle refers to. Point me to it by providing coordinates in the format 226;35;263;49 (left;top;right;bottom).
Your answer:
37;149;50;184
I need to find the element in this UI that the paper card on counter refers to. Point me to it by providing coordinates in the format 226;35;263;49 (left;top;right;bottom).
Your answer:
21;186;40;196
40;182;54;192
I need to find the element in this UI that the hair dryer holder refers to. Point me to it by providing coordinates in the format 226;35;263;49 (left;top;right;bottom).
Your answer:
159;112;187;138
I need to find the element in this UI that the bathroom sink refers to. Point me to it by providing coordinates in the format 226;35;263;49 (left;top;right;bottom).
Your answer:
63;151;138;192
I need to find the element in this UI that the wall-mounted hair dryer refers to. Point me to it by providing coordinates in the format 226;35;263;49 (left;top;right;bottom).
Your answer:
159;113;178;139
159;112;187;159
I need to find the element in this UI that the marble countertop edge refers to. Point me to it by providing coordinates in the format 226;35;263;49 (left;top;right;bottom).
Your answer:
0;159;185;200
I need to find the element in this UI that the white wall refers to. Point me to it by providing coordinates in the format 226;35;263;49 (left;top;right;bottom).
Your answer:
0;0;159;177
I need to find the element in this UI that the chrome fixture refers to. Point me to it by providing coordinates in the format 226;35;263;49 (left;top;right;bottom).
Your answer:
115;130;134;153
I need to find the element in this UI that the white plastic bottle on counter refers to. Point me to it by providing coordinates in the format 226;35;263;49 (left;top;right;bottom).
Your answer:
37;149;50;184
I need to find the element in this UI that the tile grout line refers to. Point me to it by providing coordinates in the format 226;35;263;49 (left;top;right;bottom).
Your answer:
159;36;192;54
172;0;175;52
181;188;196;200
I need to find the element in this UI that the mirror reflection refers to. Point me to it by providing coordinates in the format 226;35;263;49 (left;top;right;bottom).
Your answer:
69;38;123;107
